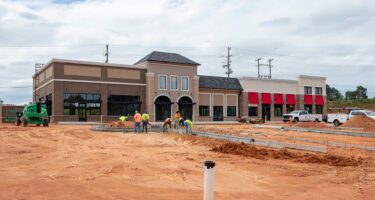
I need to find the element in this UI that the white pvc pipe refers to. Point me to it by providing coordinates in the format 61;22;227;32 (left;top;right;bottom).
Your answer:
204;160;215;200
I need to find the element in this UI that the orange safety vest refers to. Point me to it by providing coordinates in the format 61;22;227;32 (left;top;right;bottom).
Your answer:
174;113;181;119
134;113;142;122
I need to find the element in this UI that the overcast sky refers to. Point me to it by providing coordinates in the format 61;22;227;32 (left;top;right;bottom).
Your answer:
1;0;375;104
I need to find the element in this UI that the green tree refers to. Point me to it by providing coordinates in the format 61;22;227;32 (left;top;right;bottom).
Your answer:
345;85;368;100
0;99;3;105
326;84;343;101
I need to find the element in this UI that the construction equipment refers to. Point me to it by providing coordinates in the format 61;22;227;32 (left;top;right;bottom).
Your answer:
16;103;49;127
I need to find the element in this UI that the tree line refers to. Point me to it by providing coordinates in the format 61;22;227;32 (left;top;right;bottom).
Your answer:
327;85;371;101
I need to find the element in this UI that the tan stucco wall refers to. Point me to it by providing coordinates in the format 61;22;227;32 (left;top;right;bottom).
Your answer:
199;93;210;105
64;65;101;77
107;68;141;80
239;77;298;94
45;66;53;79
213;94;224;106
226;95;237;106
297;75;327;95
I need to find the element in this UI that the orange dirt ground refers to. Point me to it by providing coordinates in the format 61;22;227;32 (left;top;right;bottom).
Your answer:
195;124;375;154
342;116;375;132
106;121;135;128
0;124;374;200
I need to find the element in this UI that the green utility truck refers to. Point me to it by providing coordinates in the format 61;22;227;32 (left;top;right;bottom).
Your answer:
16;103;49;127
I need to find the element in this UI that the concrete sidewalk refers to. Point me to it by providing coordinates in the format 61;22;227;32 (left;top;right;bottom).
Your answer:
58;121;240;126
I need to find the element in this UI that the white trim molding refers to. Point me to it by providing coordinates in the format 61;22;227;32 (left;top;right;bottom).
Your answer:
153;94;172;102
176;95;194;103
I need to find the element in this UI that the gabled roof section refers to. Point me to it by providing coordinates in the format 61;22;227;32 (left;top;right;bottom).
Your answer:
134;51;200;65
199;75;242;90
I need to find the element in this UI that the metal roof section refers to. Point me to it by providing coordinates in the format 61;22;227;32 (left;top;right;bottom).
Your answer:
134;51;200;65
199;75;242;90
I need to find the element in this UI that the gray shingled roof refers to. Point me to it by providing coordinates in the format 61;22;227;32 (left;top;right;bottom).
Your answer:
134;51;200;65
199;75;242;90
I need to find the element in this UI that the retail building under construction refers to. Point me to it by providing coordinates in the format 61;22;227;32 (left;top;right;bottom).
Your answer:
33;51;327;122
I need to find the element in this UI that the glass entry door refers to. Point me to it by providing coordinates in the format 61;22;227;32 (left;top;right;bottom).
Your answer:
213;106;223;121
78;103;87;121
262;104;271;121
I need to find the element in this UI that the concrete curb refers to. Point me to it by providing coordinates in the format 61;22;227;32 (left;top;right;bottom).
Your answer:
90;125;327;153
255;124;375;138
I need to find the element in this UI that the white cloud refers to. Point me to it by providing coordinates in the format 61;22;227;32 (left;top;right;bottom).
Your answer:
0;0;375;104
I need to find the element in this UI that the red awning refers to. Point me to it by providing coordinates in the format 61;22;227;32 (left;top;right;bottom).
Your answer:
248;92;259;104
315;95;325;105
286;94;295;105
304;95;313;105
274;93;284;104
261;93;271;104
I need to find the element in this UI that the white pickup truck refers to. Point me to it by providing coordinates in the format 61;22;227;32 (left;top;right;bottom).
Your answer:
328;109;375;126
283;110;323;122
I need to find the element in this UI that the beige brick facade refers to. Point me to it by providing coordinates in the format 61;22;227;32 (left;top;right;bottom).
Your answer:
32;53;326;123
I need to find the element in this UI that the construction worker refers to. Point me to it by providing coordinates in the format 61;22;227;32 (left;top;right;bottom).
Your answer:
174;111;181;128
133;111;142;133
119;115;127;122
184;119;193;134
163;117;172;132
141;111;150;133
179;117;185;127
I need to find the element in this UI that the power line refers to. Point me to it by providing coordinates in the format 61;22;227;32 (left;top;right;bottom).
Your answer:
0;86;32;88
233;46;307;59
0;43;373;68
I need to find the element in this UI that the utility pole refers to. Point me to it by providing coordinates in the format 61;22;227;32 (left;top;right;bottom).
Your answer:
255;58;274;79
104;44;109;63
255;58;261;78
222;47;233;78
268;58;273;79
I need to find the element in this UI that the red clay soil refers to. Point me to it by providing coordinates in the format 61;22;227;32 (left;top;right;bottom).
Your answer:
341;116;375;132
106;121;134;128
211;142;363;167
293;122;329;129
